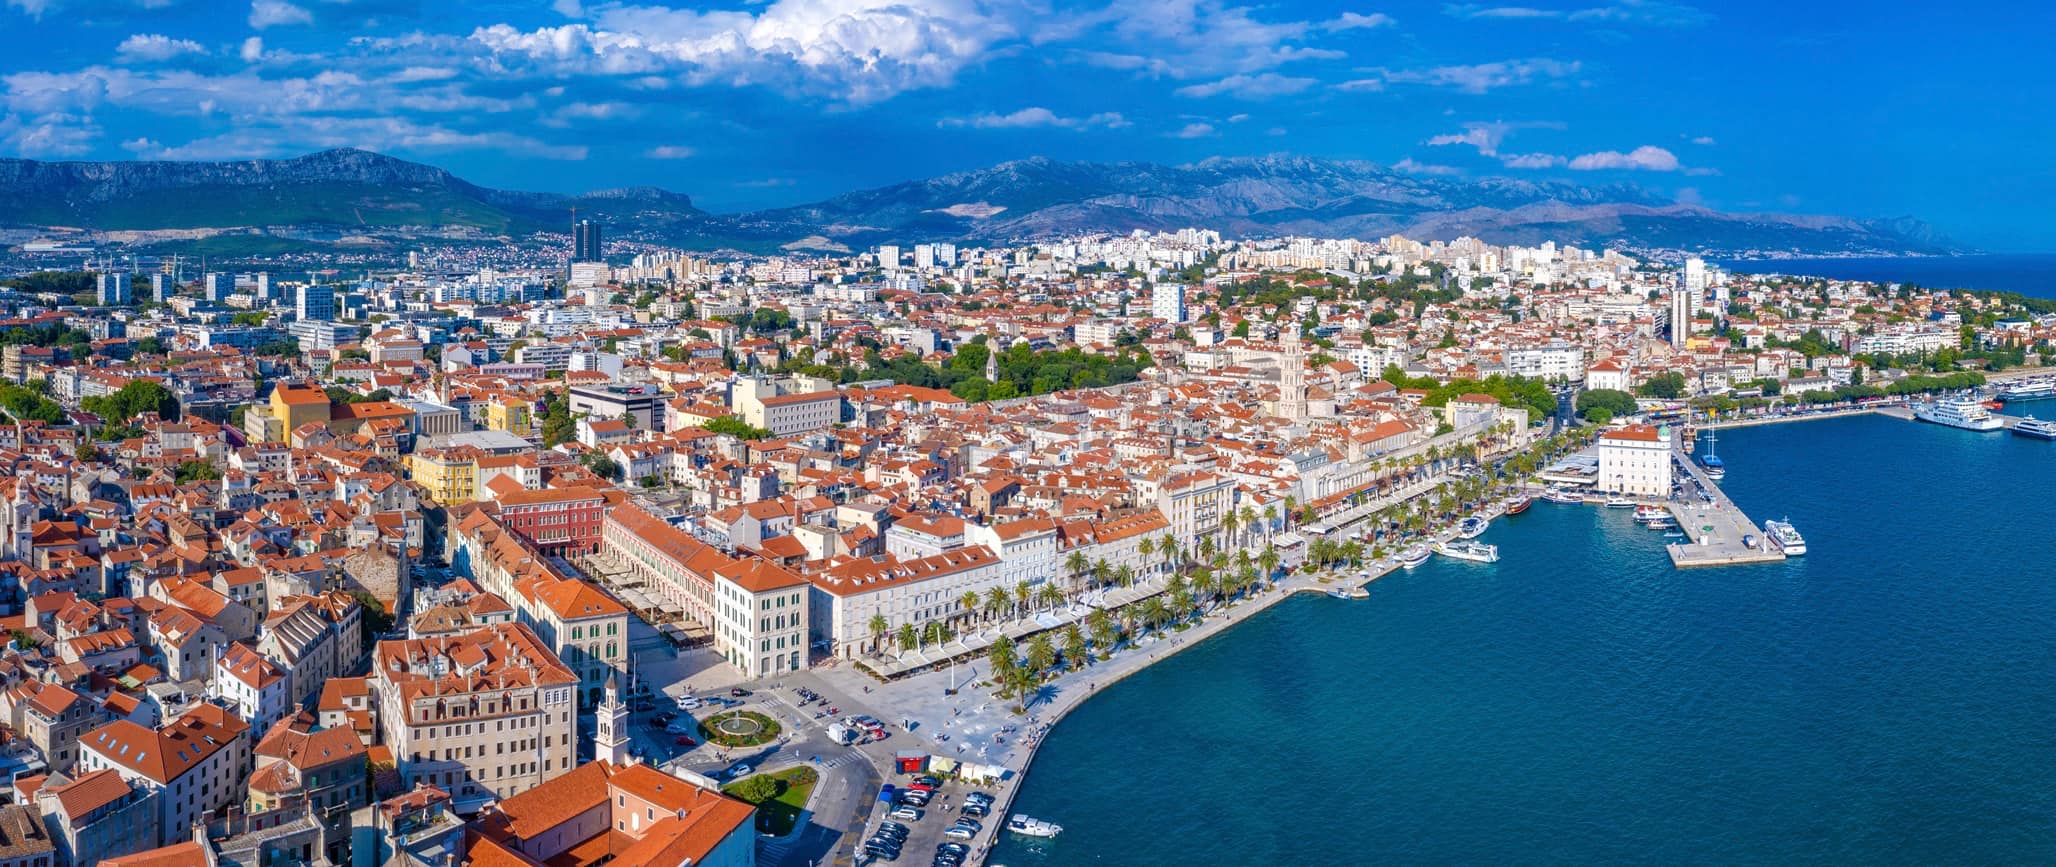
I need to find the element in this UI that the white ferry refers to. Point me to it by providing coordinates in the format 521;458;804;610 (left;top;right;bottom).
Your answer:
1633;505;1669;523
1998;381;2054;401
1434;540;1500;563
2012;416;2056;440
1396;546;1432;569
1763;519;1806;555
1457;516;1489;538
1007;816;1063;838
1914;397;2004;432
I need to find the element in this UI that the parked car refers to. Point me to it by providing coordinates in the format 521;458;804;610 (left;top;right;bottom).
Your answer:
942;824;978;841
889;805;923;821
650;711;676;725
914;775;943;789
724;763;753;779
963;792;994;805
673;735;697;746
959;803;988;818
730;687;752;697
666;720;695;735
675;695;703;710
877;822;910;840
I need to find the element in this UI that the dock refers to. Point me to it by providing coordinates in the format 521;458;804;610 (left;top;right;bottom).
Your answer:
1665;443;1786;568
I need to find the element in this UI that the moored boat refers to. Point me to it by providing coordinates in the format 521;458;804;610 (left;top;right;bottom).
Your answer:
1603;495;1634;508
1914;396;2005;431
1633;505;1668;523
1457;516;1489;538
2012;416;2056;440
1397;546;1432;569
1433;539;1500;563
1007;815;1063;838
1504;496;1533;515
1763;518;1806;555
1542;487;1583;505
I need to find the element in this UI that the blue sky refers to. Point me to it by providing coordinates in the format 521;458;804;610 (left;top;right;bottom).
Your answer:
0;0;2051;249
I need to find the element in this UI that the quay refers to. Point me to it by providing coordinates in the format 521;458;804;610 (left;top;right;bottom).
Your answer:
1665;441;1785;568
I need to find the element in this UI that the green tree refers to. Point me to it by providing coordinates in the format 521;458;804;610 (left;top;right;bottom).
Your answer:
174;460;221;483
1576;388;1639;421
1636;371;1688;399
704;416;775;440
83;380;179;422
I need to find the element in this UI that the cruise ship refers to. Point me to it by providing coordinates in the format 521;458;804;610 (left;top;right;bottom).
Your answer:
1763;519;1807;555
2013;416;2056;440
1914;396;2005;432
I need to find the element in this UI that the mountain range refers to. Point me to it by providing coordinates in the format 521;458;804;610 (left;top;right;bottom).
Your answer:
0;148;1961;258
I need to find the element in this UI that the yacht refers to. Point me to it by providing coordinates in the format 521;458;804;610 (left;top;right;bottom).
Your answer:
1633;505;1669;523
1504;496;1533;516
1603;495;1634;508
1763;519;1807;555
1007;816;1064;838
2013;416;2056;440
1434;540;1500;563
1396;546;1432;569
1542;487;1583;505
1457;516;1489;538
1914;396;2005;431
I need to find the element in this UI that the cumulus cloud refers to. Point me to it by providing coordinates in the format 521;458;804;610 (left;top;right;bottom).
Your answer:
1498;152;1565;168
1567;144;1680;171
645;145;694;158
1393;157;1461;175
240;37;266;62
1323;11;1396;31
1426;121;1511;155
1174;72;1317;99
1171;122;1217;138
1373;58;1580;93
938;107;1129;130
117;34;208;63
249;0;311;29
0;112;99;157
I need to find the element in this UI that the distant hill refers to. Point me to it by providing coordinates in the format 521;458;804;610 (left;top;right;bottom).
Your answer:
714;154;1960;257
0;148;700;233
0;149;1958;257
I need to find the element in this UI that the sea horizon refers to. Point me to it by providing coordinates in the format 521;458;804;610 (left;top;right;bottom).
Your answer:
1716;252;2056;299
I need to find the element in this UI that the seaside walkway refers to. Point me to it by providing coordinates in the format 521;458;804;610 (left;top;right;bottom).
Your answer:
1666;443;1785;568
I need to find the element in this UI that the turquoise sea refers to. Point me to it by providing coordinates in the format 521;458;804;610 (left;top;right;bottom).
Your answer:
993;414;2056;865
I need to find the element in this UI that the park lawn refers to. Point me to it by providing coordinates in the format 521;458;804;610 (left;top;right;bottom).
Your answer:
723;767;818;836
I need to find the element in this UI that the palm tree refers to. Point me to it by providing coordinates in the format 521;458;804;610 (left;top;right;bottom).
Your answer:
922;620;948;648
1257;546;1280;580
959;591;981;624
868;613;890;654
1116;563;1135;588
1220;510;1239;552
1282;495;1298;528
1158;533;1178;574
897;623;918;652
1239;506;1258;548
1036;582;1064;611
1062;623;1089;669
1262;504;1278;540
1015;580;1032;618
1169;587;1195;622
1139;597;1170;633
1064;550;1090;590
1087;608;1116;652
988;636;1018;691
1198;534;1216;564
1192;568;1220;603
985;587;1011;622
1025;633;1056;677
1136;537;1155;571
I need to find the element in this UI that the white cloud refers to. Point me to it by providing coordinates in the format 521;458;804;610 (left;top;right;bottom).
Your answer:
249;0;312;29
1393;157;1460;175
1690;135;1715;145
1174;72;1317;99
645;145;695;158
1498;152;1564;168
117;34;208;63
1227;113;1249;122
4;0;52;18
938;107;1129;130
1171;122;1217;138
736;177;795;188
1323;11;1396;31
1567;144;1680;171
551;0;582;16
1374;58;1580;93
240;37;265;62
1446;1;1709;27
122;137;162;154
0;112;99;157
1426;121;1508;155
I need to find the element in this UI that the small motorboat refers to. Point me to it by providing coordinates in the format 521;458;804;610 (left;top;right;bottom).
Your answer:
1396;546;1432;569
1007;815;1064;838
1542;487;1583;505
1433;540;1500;563
1604;496;1634;508
1456;516;1489;539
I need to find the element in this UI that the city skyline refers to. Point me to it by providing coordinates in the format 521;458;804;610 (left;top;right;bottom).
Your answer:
0;1;2051;250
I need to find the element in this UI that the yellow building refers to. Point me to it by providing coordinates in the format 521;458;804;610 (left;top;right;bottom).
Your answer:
407;447;480;505
267;383;331;442
485;395;536;441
